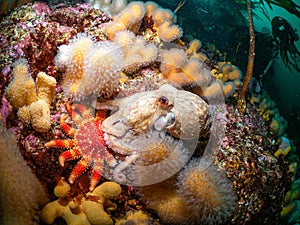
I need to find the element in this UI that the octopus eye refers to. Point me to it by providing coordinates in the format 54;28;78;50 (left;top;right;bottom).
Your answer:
158;96;169;107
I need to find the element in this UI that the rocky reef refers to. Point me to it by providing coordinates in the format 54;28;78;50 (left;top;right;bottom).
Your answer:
0;1;296;225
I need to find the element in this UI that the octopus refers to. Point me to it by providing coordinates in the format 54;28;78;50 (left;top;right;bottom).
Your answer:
97;84;211;185
46;84;211;188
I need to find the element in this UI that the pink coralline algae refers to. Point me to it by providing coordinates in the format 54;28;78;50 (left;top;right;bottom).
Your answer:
0;2;109;99
50;3;111;33
32;2;52;16
216;103;290;225
23;134;39;152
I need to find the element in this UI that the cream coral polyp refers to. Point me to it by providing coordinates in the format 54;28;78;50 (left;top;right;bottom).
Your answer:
5;60;56;132
56;35;123;101
5;60;38;109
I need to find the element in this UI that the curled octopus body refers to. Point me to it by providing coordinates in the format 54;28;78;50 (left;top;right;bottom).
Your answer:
98;84;211;185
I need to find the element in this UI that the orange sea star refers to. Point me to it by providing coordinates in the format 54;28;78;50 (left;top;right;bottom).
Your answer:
45;102;116;191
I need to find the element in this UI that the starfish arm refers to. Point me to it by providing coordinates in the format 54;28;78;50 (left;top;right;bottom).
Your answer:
95;110;110;147
65;101;74;117
58;146;82;167
96;109;117;166
68;157;89;184
75;104;94;120
60;115;75;137
45;139;77;148
89;168;102;191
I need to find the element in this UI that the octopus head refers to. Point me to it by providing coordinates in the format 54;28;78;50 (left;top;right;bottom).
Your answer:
97;84;210;155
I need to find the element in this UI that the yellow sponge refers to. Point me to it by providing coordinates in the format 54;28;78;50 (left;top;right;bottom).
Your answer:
41;180;121;225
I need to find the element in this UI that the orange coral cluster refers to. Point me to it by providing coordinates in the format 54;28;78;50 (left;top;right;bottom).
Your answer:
159;42;225;100
58;2;242;102
159;39;244;100
103;1;182;43
114;30;158;73
160;48;212;88
210;62;243;97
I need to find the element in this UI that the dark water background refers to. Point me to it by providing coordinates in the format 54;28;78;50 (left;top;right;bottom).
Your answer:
253;5;300;148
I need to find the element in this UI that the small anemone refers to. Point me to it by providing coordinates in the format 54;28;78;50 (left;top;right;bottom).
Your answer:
176;157;237;225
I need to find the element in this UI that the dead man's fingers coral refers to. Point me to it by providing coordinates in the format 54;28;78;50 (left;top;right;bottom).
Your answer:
157;21;182;43
36;72;57;105
41;180;121;225
152;8;176;27
186;39;202;55
5;59;38;109
56;33;123;101
29;99;52;133
5;59;56;132
91;181;122;200
104;1;145;40
82;201;113;225
56;34;94;97
145;1;159;17
122;38;158;73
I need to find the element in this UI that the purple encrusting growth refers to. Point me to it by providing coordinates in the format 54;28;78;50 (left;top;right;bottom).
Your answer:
0;98;12;125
